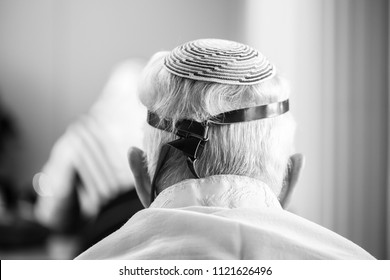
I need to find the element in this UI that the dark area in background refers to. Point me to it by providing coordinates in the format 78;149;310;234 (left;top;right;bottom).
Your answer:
0;103;143;257
0;96;49;251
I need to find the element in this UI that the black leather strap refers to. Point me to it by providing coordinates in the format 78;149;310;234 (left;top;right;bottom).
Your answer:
147;116;210;203
147;99;289;203
210;99;289;124
149;144;171;203
147;99;289;129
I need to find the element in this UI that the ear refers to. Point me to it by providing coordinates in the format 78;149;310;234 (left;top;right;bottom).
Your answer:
279;153;305;209
128;147;151;208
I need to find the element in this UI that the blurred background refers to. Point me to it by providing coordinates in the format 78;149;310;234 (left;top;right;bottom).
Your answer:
0;0;388;259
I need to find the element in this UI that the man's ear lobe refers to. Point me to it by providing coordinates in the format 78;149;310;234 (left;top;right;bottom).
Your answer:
279;153;305;209
128;147;151;208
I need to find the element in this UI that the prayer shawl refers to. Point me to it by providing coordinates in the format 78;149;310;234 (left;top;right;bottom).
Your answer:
76;175;375;260
34;60;146;227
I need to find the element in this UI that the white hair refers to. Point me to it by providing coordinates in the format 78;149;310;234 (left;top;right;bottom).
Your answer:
138;51;296;196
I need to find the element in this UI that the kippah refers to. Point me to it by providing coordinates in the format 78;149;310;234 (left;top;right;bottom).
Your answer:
164;39;275;85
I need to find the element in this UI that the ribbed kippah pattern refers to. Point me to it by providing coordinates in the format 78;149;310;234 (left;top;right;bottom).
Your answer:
164;39;275;85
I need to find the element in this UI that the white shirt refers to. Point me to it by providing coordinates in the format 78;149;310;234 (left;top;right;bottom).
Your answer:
76;175;375;259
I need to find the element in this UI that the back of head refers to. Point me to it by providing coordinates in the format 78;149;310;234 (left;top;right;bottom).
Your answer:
138;39;296;196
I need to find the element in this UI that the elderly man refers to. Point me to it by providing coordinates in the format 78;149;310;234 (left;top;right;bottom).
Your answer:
76;39;374;259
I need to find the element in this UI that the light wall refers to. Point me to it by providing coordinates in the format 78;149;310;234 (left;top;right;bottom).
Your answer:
244;0;326;226
245;0;389;259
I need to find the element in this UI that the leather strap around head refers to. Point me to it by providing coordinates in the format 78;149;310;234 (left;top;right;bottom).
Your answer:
210;99;289;124
147;99;289;203
147;99;289;129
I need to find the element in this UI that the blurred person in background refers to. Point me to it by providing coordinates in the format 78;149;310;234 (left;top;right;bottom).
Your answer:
33;60;146;256
76;39;375;260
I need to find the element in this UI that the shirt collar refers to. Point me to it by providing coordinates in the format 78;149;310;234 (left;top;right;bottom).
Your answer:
150;174;282;210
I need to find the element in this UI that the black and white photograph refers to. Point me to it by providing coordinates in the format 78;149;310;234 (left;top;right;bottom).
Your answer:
0;0;389;268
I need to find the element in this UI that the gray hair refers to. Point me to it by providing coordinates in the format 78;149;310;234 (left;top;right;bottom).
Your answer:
138;51;296;196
